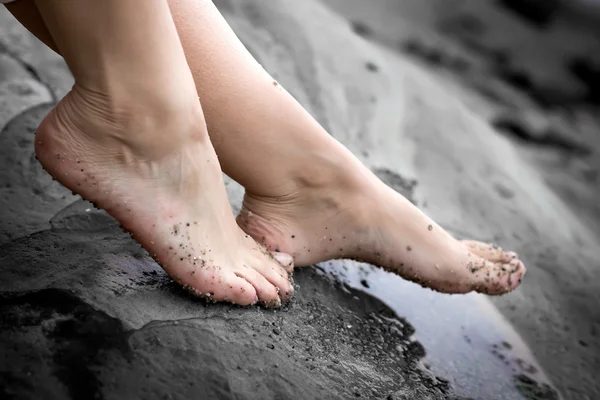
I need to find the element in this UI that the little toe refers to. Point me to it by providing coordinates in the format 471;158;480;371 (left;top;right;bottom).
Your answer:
272;252;295;273
462;240;517;263
234;266;283;308
506;258;526;291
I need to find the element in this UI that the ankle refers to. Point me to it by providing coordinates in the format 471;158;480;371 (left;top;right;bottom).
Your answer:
291;146;375;195
61;83;208;156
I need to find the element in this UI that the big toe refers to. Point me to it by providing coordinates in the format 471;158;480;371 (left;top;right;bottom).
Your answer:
472;258;526;295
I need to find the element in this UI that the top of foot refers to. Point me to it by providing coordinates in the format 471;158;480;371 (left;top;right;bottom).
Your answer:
238;172;525;296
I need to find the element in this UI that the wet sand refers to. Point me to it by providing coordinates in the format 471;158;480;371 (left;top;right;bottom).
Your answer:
0;1;598;399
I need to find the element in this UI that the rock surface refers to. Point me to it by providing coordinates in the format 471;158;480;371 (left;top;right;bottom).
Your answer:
0;217;455;400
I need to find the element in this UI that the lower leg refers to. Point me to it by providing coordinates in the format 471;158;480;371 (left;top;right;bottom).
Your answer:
167;0;361;195
24;0;293;306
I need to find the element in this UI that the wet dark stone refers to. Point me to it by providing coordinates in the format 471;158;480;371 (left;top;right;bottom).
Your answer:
0;218;465;400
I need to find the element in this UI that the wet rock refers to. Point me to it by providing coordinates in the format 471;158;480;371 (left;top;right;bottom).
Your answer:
0;217;461;400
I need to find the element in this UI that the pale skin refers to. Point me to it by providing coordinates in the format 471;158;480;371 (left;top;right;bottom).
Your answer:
5;0;525;305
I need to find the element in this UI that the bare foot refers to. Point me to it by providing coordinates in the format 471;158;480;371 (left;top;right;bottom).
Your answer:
237;160;525;295
35;86;293;307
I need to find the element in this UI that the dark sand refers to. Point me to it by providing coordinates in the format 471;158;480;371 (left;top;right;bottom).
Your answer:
1;0;599;399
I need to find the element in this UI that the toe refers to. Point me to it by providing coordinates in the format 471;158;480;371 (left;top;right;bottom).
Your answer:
506;258;526;291
234;265;283;308
272;252;294;273
226;274;261;305
471;257;526;295
462;240;517;263
489;260;525;295
185;269;259;306
254;255;295;301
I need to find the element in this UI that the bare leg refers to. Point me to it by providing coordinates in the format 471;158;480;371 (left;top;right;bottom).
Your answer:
7;0;293;306
8;0;525;295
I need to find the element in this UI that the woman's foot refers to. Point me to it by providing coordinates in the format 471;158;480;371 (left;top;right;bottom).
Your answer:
237;158;525;295
35;85;293;307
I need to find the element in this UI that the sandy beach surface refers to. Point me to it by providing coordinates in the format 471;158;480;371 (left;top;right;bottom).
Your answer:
0;1;598;399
